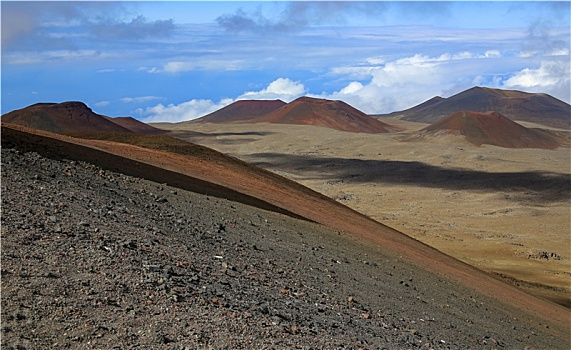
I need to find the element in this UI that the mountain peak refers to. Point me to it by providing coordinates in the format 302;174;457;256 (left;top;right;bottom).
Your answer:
412;110;563;149
1;101;132;134
191;99;286;124
255;96;402;133
377;87;570;129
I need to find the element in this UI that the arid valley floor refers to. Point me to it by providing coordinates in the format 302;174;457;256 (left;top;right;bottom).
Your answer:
156;118;571;308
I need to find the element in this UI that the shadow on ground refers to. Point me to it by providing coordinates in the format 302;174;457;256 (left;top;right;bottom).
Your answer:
170;130;277;146
248;152;571;203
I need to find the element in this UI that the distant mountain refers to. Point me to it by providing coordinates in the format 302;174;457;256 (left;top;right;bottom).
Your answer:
191;100;286;123
376;87;570;129
1;102;132;134
406;110;565;149
103;116;168;134
252;96;402;133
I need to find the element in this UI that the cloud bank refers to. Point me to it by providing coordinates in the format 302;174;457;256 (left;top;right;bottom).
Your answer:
1;2;174;49
502;60;570;99
216;2;389;34
237;78;305;101
2;2;569;120
140;78;305;123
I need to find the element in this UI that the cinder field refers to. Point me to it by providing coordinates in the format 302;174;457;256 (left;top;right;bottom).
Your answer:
158;119;571;307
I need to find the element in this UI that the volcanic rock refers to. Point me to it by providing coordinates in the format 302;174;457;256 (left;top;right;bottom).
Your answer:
1;122;569;349
103;116;168;134
1;102;132;134
192;100;286;123
407;110;565;149
253;96;402;133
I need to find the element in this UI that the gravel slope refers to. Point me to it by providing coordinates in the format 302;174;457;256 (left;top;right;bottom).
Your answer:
1;135;569;348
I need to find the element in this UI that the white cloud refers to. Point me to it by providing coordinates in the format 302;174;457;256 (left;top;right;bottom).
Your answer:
370;54;445;88
319;53;454;113
338;82;364;95
549;48;569;56
145;60;246;74
94;101;111;107
139;78;307;122
139;98;234;123
162;61;193;73
3;50;114;65
502;60;570;101
237;78;306;101
319;50;523;113
483;50;502;58
120;96;162;103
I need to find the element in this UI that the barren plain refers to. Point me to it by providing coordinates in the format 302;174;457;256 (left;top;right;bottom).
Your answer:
156;119;571;307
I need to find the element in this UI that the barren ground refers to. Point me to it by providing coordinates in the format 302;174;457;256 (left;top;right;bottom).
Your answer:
156;119;571;308
2;123;570;348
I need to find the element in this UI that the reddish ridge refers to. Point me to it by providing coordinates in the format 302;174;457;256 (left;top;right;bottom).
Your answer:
414;110;564;149
253;96;402;133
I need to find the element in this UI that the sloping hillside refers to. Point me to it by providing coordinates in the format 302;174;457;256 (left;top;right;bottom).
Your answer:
253;96;402;133
1;102;132;134
3;128;569;348
377;87;570;129
2;122;569;346
104;116;169;134
191;100;286;123
406;110;565;149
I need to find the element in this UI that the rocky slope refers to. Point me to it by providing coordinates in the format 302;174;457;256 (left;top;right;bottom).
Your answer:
1;125;569;349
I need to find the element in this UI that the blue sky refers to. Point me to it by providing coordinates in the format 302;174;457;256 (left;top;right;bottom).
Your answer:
2;1;570;122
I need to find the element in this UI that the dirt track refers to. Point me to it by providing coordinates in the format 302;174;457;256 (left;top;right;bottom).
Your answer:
2;123;570;348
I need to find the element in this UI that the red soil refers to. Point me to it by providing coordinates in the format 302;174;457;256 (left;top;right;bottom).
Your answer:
416;110;564;149
191;100;286;123
378;86;571;129
103;116;169;134
252;96;402;133
1;102;132;134
2;122;569;341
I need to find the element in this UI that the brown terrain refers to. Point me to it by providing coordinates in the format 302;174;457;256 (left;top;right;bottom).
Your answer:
405;110;568;149
155;89;570;310
191;99;286;123
252;97;402;133
164;119;570;308
1;102;132;134
102;116;169;134
2;121;570;348
1;101;169;136
376;87;571;129
2;95;570;348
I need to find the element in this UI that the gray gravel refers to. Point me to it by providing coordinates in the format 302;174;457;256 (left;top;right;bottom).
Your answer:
1;145;566;349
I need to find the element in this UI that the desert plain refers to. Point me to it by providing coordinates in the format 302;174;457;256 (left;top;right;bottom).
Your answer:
156;118;571;307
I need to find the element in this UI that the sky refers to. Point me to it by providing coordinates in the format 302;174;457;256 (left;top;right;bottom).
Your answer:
1;1;570;123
